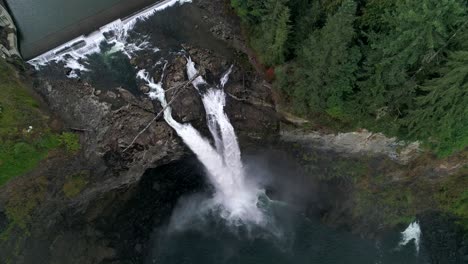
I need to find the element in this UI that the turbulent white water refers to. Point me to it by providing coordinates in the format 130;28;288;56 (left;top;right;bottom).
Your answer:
398;221;421;253
138;59;264;225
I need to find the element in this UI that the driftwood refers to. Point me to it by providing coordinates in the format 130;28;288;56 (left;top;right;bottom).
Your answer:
122;75;200;153
70;127;92;132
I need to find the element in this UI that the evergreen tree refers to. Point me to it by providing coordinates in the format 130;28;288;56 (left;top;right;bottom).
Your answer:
290;0;324;52
231;0;468;156
250;0;291;66
322;0;345;15
406;49;468;156
291;0;360;117
230;0;265;25
359;0;466;118
359;0;397;32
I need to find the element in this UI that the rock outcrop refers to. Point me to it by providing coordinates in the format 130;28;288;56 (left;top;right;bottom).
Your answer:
281;129;421;164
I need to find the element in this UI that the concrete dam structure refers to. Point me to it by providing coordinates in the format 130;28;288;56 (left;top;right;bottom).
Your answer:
4;0;160;59
0;0;20;58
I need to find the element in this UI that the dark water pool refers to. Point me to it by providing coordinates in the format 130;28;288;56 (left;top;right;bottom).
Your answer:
146;203;427;264
145;151;428;264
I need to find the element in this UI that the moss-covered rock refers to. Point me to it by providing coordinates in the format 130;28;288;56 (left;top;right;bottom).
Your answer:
63;171;89;199
286;135;468;233
0;59;80;186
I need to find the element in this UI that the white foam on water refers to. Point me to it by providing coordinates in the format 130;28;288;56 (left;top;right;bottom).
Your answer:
186;57;206;88
28;0;192;77
398;221;421;253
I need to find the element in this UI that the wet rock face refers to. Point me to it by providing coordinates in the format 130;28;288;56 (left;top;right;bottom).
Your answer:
280;129;420;165
163;55;205;125
419;212;468;264
43;157;206;264
0;209;7;232
100;157;206;263
176;46;278;143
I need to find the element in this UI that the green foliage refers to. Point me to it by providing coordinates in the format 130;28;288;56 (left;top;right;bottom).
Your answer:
315;158;369;182
0;61;42;140
358;0;466;118
359;0;397;32
291;0;360;115
231;0;291;66
434;167;468;229
354;186;416;226
321;0;345;14
353;165;468;229
231;0;265;24
1;176;48;240
0;141;50;186
59;132;80;153
250;0;291;66
232;0;468;156
0;59;80;186
63;171;89;198
0;132;80;186
406;50;468;156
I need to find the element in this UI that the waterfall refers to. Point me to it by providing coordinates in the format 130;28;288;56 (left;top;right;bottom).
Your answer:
138;59;264;225
27;0;264;225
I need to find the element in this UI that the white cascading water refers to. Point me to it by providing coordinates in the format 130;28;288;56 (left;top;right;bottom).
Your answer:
138;59;264;225
398;221;421;253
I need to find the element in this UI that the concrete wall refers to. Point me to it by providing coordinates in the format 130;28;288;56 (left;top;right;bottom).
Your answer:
11;0;157;60
0;3;20;58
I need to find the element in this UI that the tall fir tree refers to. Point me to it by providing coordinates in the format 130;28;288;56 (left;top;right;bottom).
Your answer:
231;0;468;156
251;0;291;66
291;0;360;117
406;31;468;156
290;0;324;52
358;0;466;118
230;0;265;25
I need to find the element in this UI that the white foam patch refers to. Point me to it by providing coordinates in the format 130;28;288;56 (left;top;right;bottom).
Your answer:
398;221;421;253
